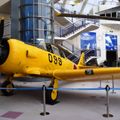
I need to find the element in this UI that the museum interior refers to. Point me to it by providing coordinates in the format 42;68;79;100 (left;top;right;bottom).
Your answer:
0;0;120;120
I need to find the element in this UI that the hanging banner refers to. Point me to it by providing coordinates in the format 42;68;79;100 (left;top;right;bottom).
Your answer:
81;32;96;50
105;34;117;51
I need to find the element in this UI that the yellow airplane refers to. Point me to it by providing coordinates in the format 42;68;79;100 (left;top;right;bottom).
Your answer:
0;19;120;105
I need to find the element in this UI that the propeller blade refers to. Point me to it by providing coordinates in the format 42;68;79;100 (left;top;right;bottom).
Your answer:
0;18;4;39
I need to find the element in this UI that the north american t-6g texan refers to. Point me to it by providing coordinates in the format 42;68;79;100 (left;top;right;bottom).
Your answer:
0;17;120;105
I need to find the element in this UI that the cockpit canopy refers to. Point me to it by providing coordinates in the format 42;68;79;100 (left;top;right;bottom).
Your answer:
37;41;65;58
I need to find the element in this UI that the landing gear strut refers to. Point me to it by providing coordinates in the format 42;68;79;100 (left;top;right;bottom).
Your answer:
1;77;14;96
46;79;59;105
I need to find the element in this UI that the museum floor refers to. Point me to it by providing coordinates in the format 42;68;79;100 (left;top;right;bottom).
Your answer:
0;78;120;120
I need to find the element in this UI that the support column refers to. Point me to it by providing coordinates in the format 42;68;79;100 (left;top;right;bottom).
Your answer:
11;0;20;39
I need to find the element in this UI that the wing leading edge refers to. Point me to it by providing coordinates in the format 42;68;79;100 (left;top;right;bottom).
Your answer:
20;67;120;82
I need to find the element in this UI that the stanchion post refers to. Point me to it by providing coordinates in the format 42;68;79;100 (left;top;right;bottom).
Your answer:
99;80;102;88
103;85;113;118
111;76;116;94
40;85;50;116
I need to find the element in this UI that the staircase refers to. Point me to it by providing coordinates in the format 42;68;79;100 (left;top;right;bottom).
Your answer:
54;3;100;65
58;41;100;65
54;3;99;40
57;44;80;64
55;19;99;40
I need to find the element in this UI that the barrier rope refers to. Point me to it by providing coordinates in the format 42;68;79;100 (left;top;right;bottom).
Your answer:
0;85;116;118
47;87;105;91
0;87;120;91
0;87;43;91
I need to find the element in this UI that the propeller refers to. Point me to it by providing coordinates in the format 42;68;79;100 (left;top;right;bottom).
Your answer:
0;18;10;65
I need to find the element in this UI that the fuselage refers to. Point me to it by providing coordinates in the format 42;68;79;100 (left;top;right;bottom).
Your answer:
1;39;120;82
0;39;76;76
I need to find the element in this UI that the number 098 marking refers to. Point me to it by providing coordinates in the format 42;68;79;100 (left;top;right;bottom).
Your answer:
48;53;62;66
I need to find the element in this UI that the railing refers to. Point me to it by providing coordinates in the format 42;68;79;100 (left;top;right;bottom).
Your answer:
72;49;101;64
55;18;99;37
60;40;101;65
54;3;72;14
54;2;100;37
54;3;83;24
60;41;81;63
62;40;80;54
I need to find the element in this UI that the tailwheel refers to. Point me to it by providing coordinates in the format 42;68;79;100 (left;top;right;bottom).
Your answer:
1;80;15;96
46;79;59;105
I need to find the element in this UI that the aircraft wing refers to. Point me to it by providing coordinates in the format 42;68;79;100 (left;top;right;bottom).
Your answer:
24;67;41;75
15;67;120;82
53;67;120;82
13;67;41;78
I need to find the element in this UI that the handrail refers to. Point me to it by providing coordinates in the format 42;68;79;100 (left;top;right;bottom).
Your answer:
60;40;101;64
55;18;99;37
55;21;86;37
55;3;99;37
73;49;100;63
54;3;72;23
54;3;72;14
60;41;81;61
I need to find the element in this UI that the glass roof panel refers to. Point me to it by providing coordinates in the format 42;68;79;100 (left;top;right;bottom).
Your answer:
57;0;120;14
82;4;93;14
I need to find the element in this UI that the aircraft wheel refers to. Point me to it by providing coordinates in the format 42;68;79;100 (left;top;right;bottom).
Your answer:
1;81;15;96
46;85;58;105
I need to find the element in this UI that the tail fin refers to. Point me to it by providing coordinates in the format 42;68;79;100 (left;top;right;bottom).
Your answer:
77;52;85;67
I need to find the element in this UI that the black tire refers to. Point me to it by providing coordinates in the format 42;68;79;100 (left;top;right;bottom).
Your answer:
1;81;15;96
46;86;58;105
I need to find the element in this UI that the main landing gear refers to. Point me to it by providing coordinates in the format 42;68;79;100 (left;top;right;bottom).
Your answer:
46;79;59;105
1;77;59;105
1;77;15;96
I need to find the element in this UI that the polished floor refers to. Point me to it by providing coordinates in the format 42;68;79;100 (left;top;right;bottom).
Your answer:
0;78;120;120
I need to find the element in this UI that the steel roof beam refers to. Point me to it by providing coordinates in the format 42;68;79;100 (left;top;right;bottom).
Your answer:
79;0;88;14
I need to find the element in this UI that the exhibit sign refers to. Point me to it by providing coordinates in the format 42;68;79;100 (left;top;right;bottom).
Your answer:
105;34;117;51
81;32;96;50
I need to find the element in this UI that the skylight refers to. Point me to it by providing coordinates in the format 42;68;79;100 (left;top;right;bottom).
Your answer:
57;0;120;14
